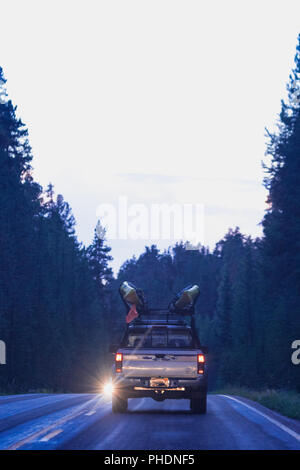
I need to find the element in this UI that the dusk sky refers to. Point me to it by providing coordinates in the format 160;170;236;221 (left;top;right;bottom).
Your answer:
1;1;300;273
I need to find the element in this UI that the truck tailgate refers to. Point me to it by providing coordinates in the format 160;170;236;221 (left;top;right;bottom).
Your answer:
120;349;198;378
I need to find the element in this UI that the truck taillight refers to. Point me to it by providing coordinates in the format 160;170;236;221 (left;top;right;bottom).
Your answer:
197;354;205;374
197;354;205;363
115;352;123;373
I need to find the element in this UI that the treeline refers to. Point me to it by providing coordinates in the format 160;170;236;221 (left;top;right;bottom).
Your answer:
0;67;113;392
112;37;300;392
1;35;300;394
113;231;299;391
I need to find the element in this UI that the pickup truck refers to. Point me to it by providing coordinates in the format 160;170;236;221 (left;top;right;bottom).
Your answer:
110;311;208;414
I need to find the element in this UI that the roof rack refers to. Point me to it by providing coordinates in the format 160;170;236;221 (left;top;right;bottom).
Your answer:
130;309;189;326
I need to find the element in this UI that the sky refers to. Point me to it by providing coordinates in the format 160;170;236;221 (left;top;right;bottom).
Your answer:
1;1;300;273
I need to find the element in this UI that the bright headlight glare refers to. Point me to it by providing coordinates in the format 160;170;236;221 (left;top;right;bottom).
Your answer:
103;381;114;397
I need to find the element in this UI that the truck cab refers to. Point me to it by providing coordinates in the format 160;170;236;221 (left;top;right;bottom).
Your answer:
110;310;208;414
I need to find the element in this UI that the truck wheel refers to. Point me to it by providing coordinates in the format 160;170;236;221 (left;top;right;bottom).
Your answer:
190;394;207;414
112;394;128;413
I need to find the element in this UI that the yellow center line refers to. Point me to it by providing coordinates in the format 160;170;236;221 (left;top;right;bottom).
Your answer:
40;429;63;442
7;396;107;450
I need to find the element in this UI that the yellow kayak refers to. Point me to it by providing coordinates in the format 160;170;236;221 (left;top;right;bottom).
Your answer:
119;281;143;308
172;285;200;312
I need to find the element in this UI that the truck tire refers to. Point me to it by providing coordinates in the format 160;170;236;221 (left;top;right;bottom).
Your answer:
190;393;207;414
112;394;128;413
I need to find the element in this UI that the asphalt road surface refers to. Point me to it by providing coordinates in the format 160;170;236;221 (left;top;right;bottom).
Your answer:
0;393;299;450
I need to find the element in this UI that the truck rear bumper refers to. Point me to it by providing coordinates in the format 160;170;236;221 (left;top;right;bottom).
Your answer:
112;375;207;399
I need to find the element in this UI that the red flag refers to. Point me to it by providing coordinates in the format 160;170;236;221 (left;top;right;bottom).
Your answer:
126;304;139;323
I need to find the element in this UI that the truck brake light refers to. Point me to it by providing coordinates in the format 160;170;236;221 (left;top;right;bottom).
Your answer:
197;354;205;363
197;354;205;374
115;352;123;373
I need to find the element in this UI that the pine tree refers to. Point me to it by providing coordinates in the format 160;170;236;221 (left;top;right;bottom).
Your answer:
87;220;113;288
0;67;114;392
262;35;300;390
230;238;258;386
0;67;42;389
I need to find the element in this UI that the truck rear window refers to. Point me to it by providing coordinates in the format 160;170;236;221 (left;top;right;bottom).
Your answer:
124;327;194;349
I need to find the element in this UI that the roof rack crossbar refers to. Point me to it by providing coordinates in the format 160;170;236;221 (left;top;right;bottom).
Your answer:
139;308;194;316
128;308;191;326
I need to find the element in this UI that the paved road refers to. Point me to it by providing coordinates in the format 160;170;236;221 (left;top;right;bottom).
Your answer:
0;393;299;450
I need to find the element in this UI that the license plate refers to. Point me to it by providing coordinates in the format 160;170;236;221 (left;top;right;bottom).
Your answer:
150;377;169;388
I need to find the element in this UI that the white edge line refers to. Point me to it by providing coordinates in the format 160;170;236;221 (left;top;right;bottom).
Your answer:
219;394;300;443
